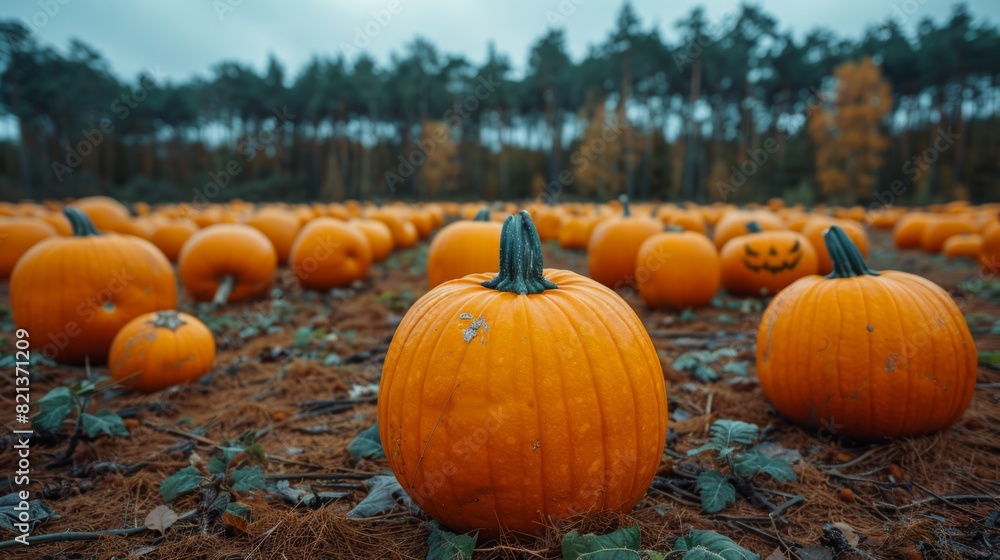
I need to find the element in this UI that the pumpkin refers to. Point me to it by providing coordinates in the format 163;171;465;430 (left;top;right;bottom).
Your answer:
636;230;720;309
757;226;977;441
245;208;302;265
350;218;395;262
108;311;216;393
981;223;1000;274
720;222;818;297
149;219;199;262
712;210;785;249
178;224;277;304
368;208;418;249
800;218;869;275
892;213;928;249
379;211;666;538
532;206;565;241
426;208;502;289
942;234;983;260
40;211;73;236
660;208;707;235
10;208;177;364
289;218;372;291
920;217;974;253
410;208;437;239
0;218;58;279
587;198;662;289
70;196;132;233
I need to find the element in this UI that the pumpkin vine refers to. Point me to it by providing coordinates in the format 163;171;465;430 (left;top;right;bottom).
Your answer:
482;210;557;295
824;225;880;279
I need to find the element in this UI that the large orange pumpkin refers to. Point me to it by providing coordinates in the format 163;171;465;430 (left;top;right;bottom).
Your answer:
587;199;662;289
757;226;977;441
0;218;58;279
11;208;177;364
178;224;277;304
245;208;302;265
426;208;502;289
379;211;666;539
289;218;372;290
108;310;216;393
800;218;869;275
720;223;818;297
636;230;720;309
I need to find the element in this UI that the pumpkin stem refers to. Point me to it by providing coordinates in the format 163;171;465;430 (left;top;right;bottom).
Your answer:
63;207;101;237
213;275;236;306
746;221;763;234
152;310;187;331
664;225;685;233
473;207;491;222
825;225;879;279
619;194;631;217
482;210;557;295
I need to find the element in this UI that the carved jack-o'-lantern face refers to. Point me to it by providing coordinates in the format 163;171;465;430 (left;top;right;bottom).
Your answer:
743;238;803;275
720;229;819;297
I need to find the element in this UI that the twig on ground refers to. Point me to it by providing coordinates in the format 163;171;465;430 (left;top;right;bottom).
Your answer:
0;508;198;549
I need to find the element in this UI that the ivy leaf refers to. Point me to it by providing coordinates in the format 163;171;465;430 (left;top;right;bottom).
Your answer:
688;420;760;457
695;471;736;514
734;451;796;483
160;465;205;503
426;521;477;560
347;422;386;460
0;494;59;533
208;444;248;474
346;474;416;518
674;529;759;559
562;524;642;559
33;386;75;433
81;409;129;438
230;465;266;492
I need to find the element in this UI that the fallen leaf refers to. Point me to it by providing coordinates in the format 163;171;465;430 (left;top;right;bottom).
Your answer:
144;505;178;534
830;522;859;547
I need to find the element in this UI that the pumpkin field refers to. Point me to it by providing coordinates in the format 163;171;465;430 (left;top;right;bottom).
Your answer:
0;196;999;559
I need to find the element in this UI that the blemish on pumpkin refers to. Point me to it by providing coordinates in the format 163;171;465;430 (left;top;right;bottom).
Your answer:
462;316;488;343
867;325;874;332
885;353;899;372
579;423;591;434
531;440;541;451
459;313;473;320
102;302;115;313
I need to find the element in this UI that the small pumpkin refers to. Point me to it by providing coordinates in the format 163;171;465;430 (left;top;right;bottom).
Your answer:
109;311;216;393
892;213;928;249
720;222;818;297
757;226;977;441
942;234;983;260
636;229;720;309
712;210;785;249
178;224;277;304
426;207;502;289
557;213;601;250
981;222;1000;274
801;218;869;275
379;210;666;539
920;216;974;254
0;218;58;279
245;208;303;265
289;218;372;290
11;208;177;364
368;208;418;249
149;219;199;262
350;218;395;262
70;196;132;233
587;197;662;289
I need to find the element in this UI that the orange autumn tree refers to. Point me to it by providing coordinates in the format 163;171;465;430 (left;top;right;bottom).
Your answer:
419;121;456;198
808;57;893;203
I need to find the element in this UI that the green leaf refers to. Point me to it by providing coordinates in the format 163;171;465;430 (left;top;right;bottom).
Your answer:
294;326;312;348
346;474;417;518
692;365;719;382
208;444;246;474
688;420;759;457
734;451;796;483
33;386;75;433
695;471;736;514
562;524;642;559
347;422;386;460
426;521;477;560
672;354;700;371
679;309;697;323
230;465;266;492
979;350;1000;367
674;529;759;559
720;361;749;376
160;465;205;502
225;501;251;519
81;409;129;438
0;494;60;533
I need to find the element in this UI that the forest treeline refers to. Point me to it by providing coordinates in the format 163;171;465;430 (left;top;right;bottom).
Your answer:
0;2;998;205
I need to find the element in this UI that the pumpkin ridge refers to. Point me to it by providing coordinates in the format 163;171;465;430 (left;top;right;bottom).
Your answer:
520;293;552;524
892;275;941;435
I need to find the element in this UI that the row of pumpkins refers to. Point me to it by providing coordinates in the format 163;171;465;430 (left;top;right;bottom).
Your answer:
0;195;986;539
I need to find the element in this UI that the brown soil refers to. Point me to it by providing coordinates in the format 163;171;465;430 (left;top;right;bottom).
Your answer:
0;230;998;559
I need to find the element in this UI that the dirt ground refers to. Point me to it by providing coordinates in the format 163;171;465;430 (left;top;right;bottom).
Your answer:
1;229;998;559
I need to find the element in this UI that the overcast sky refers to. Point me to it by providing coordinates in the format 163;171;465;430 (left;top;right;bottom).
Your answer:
3;0;997;84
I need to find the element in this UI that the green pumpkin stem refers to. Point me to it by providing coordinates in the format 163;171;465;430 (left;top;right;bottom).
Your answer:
746;221;763;234
825;225;879;278
619;194;631;217
152;311;187;331
664;225;685;233
63;207;101;237
482;210;557;295
473;207;491;221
